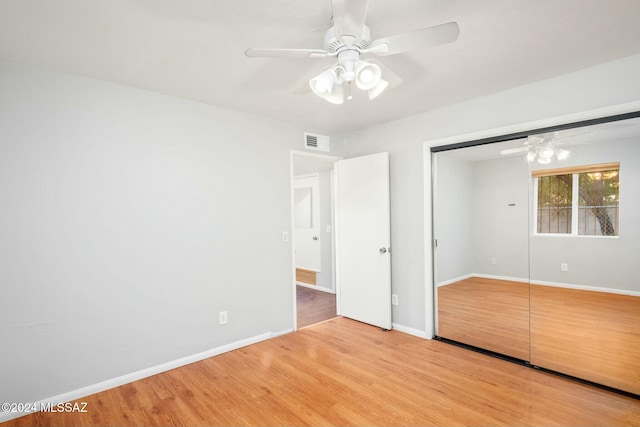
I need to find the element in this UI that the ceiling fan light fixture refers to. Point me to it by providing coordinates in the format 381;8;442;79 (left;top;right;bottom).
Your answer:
537;156;552;165
355;61;382;90
555;148;570;160
323;83;345;105
337;50;359;83
309;69;336;96
539;147;555;159
368;78;389;100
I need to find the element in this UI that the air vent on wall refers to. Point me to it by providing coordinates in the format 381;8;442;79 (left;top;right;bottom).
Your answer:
304;132;330;152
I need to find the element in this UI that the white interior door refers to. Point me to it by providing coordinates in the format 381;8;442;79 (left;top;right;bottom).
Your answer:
335;152;391;329
294;175;321;272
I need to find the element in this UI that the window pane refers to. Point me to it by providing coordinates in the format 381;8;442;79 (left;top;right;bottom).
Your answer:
578;169;619;236
537;174;572;234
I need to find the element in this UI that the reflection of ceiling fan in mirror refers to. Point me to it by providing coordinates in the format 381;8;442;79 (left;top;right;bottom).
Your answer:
244;0;459;104
500;131;588;164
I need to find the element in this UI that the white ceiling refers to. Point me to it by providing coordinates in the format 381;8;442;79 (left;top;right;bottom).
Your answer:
1;0;640;134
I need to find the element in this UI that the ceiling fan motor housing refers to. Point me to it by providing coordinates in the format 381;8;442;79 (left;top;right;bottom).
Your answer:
337;50;360;82
324;25;371;53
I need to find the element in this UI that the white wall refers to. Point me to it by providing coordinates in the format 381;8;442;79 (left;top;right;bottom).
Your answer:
344;53;640;335
434;153;529;285
0;60;344;409
472;156;529;280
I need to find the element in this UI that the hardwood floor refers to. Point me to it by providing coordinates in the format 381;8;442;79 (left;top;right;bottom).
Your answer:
3;317;638;427
295;268;317;285
296;285;337;328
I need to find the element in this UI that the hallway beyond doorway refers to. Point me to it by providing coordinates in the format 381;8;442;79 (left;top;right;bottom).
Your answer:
296;285;337;328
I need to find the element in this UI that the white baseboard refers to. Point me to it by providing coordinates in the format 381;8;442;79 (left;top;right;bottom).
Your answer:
296;281;335;294
271;328;294;338
436;274;473;287
437;273;639;297
392;323;430;339
0;330;282;423
530;279;640;297
472;273;530;284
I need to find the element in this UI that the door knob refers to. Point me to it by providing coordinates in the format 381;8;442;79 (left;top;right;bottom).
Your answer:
379;247;387;254
312;236;318;240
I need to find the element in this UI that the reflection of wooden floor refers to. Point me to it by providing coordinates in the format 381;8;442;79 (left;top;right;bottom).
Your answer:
530;284;640;395
437;277;530;360
438;277;640;395
296;285;337;328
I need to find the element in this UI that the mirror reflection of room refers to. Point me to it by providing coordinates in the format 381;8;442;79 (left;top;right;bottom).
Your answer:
527;119;639;395
434;140;530;360
433;116;640;396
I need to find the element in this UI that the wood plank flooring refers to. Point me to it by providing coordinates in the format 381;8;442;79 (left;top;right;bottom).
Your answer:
296;285;337;328
295;268;316;285
3;317;638;427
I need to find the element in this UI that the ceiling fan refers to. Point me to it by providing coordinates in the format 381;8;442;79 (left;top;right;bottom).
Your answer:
244;0;459;104
500;131;588;164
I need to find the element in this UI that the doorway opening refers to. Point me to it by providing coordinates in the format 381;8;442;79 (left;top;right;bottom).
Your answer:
291;151;341;329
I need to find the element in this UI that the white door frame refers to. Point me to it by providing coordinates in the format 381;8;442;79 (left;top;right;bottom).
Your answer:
290;150;342;330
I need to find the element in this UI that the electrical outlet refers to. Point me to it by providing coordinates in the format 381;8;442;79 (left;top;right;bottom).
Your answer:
219;311;228;325
391;294;398;306
491;257;497;265
282;231;288;242
561;263;568;272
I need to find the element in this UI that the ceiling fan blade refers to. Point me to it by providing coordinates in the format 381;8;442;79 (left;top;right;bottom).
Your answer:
294;83;312;95
370;21;459;56
527;135;544;144
500;147;530;155
331;0;369;46
245;48;331;58
553;131;590;143
529;130;590;147
369;59;402;87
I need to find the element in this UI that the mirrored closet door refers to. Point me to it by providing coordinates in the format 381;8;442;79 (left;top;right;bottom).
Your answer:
433;140;531;361
433;114;640;396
